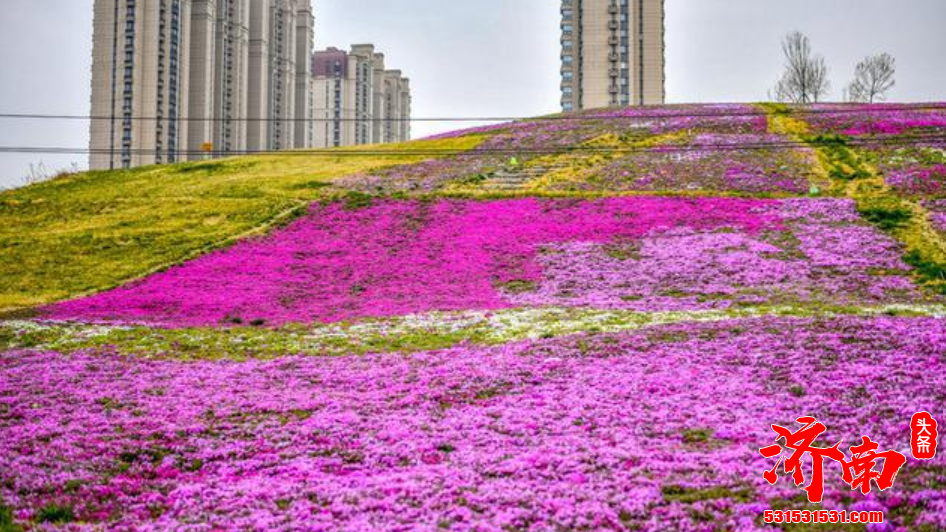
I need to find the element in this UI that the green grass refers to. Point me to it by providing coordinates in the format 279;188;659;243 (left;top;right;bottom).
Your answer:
34;504;75;525
3;304;942;361
904;250;946;292
857;202;914;230
0;137;482;311
0;503;21;532
661;484;753;504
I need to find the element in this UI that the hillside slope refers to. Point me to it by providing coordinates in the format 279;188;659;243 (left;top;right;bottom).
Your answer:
0;136;481;311
2;103;946;531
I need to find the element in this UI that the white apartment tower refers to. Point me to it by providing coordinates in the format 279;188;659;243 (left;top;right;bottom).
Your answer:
90;0;314;170
311;44;412;148
90;0;192;170
560;0;665;111
294;3;315;148
213;0;251;155
186;0;251;157
245;0;314;152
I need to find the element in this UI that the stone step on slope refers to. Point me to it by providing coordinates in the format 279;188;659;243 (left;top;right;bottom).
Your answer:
484;166;548;190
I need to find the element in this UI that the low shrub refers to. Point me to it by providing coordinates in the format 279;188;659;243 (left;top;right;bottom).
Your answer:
904;250;946;291
858;203;913;230
35;504;75;525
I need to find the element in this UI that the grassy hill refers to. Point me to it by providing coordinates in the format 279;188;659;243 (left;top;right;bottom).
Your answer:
0;136;481;311
2;103;946;531
3;103;945;315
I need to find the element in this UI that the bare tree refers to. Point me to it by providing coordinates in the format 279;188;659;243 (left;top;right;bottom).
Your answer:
771;31;831;104
846;53;896;103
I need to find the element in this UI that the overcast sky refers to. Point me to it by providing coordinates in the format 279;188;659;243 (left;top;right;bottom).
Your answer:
1;0;944;189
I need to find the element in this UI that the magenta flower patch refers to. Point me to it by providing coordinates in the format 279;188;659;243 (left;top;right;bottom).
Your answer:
45;198;924;327
589;134;815;194
45;198;782;326
804;104;946;137
1;317;945;531
886;164;946;196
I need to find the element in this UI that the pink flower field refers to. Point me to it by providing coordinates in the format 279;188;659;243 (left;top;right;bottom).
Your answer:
2;317;945;531
3;103;946;531
45;197;931;327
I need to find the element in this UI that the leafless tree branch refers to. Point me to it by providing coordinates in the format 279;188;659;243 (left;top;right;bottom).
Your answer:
846;53;897;103
772;31;831;104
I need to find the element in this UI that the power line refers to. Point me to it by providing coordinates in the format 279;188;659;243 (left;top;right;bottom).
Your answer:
1;133;943;158
0;104;944;123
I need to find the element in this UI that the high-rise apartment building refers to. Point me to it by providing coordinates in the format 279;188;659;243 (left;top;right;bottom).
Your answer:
560;0;665;112
90;0;193;170
246;0;313;152
310;45;411;148
294;3;316;149
89;0;314;170
210;0;251;156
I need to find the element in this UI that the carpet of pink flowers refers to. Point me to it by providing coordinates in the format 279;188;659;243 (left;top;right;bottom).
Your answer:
927;201;946;234
4;104;946;531
341;104;821;195
45;197;930;327
803;104;946;198
585;133;815;195
803;104;946;138
2;317;945;531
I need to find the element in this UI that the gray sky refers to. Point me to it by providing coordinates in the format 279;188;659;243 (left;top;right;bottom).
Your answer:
1;0;945;189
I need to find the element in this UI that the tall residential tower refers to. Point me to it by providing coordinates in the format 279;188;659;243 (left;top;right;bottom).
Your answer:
310;45;411;148
90;0;314;170
90;0;193;170
560;0;665;112
246;0;314;152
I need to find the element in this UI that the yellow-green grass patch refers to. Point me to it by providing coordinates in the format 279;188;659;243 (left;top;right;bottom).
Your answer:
0;136;483;311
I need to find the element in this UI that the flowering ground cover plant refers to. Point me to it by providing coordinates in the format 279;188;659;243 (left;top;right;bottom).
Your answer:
569;133;819;194
871;146;946;198
338;104;828;196
3;103;946;531
0;136;484;311
338;119;614;194
587;104;772;135
789;104;946;198
802;103;946;137
926;200;946;234
42;197;934;327
2;317;946;531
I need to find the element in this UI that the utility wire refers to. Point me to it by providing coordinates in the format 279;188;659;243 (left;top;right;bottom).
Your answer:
0;104;944;123
2;133;943;158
